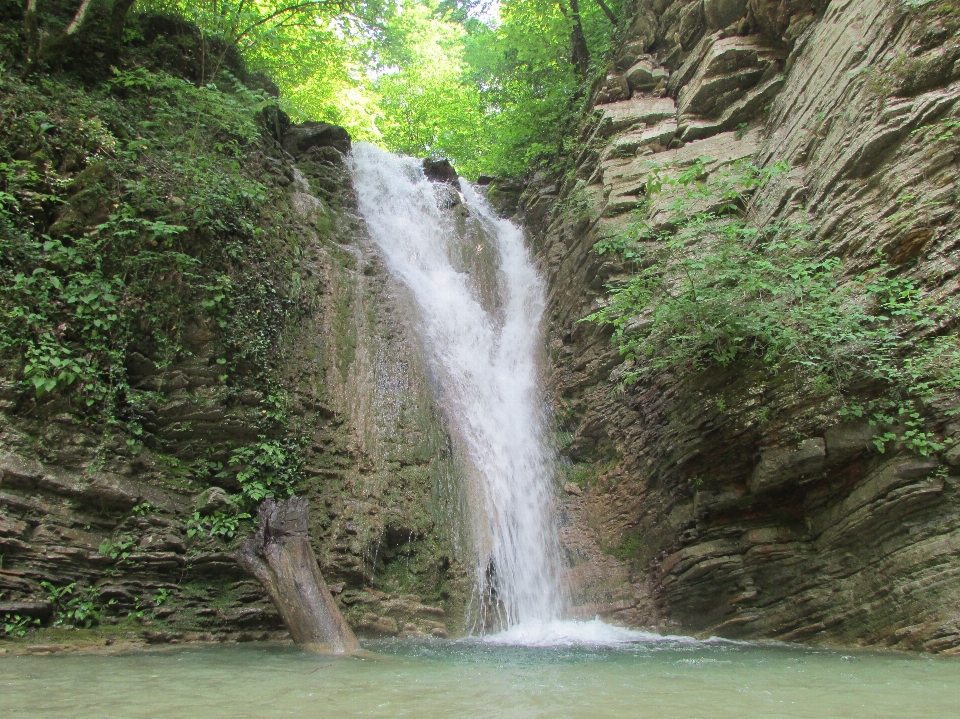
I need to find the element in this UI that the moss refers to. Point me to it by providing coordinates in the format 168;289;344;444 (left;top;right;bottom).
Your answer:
612;532;644;561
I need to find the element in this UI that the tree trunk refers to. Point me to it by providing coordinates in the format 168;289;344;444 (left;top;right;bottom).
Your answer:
24;0;41;67
24;0;105;69
594;0;618;26
108;0;137;61
568;0;590;78
236;496;360;654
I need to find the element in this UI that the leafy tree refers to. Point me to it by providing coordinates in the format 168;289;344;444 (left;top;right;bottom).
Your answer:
372;1;486;171
454;0;619;175
136;0;392;137
18;0;624;177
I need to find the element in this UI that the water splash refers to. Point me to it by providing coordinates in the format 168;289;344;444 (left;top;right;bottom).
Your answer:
481;619;680;647
350;144;564;629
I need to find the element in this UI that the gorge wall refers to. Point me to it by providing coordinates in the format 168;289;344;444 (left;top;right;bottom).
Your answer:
4;0;960;656
0;15;468;647
503;0;960;652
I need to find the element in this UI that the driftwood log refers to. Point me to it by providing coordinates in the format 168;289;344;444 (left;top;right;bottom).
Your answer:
236;496;360;653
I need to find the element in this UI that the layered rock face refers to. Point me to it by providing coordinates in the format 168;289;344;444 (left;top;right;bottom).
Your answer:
512;0;960;651
1;129;465;646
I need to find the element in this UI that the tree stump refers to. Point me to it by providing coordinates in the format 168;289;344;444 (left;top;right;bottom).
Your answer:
236;496;360;654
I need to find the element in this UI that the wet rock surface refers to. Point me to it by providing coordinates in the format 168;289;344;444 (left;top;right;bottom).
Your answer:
282;121;352;158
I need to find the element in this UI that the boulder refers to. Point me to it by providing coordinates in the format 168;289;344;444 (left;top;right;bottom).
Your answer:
0;601;53;619
704;0;748;31
367;615;399;636
945;444;960;467
824;421;875;464
282;122;351;158
0;452;44;489
607;119;678;159
423;158;458;184
598;96;677;136
618;39;652;70
0;515;28;538
625;60;670;92
894;458;940;480
596;73;631;104
675;35;783;118
138;532;186;554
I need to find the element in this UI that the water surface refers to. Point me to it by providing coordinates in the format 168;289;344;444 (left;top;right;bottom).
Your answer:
2;636;958;718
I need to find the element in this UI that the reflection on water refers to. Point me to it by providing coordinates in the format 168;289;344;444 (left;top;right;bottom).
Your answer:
2;636;958;719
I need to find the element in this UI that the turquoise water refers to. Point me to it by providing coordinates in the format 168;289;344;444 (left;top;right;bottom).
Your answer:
2;637;958;718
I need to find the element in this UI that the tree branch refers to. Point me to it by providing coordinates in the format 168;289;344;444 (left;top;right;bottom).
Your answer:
109;0;137;45
65;0;94;36
593;0;618;26
233;1;343;43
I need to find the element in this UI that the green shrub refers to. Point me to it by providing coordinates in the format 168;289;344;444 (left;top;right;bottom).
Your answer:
1;613;40;637
40;581;114;628
587;159;960;454
0;51;311;467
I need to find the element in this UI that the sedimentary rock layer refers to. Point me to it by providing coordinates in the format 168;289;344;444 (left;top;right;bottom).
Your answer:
510;0;960;652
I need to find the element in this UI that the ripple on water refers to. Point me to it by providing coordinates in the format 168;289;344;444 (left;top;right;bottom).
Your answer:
1;636;959;719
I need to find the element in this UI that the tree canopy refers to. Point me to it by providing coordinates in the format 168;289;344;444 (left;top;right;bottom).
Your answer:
21;0;622;177
145;0;621;177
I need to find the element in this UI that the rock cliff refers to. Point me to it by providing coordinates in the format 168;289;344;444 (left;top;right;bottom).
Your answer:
509;0;960;652
0;17;465;648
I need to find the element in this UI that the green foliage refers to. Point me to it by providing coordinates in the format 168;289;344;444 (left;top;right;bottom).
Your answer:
138;0;391;136
0;62;271;412
456;0;617;176
40;581;114;629
229;435;302;504
187;508;251;539
373;2;486;173
613;532;643;561
1;613;40;638
99;534;138;562
185;436;301;538
9;0;625;178
841;398;949;457
910;117;960;144
137;0;620;177
375;0;621;176
0;44;319;475
587;158;960;455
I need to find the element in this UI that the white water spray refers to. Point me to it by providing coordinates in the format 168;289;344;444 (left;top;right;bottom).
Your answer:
350;144;564;629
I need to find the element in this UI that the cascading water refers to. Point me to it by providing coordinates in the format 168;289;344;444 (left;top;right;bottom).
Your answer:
349;144;565;632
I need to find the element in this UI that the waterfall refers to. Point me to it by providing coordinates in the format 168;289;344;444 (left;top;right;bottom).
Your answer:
349;144;565;630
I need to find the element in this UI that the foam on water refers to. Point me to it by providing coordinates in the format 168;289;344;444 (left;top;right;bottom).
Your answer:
479;619;690;647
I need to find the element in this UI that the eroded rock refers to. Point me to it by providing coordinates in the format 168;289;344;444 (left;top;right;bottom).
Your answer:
750;438;826;493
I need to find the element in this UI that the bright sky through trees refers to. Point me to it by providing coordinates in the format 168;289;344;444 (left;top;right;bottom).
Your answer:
139;0;621;177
